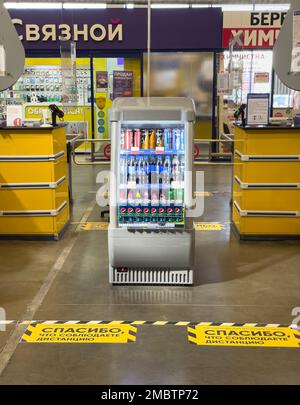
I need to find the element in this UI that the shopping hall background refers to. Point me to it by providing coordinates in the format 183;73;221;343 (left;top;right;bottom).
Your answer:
1;5;293;157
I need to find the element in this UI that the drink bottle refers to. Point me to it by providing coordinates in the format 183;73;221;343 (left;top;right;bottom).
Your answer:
119;157;127;225
174;185;184;223
120;156;127;185
172;155;180;181
179;155;185;183
161;156;171;221
157;155;163;177
149;129;156;149
134;157;143;222
150;155;159;185
127;157;136;223
119;188;127;224
150;190;159;223
158;187;167;225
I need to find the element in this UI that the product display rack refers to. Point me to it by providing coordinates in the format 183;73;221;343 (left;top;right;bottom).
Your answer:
109;97;195;285
0;65;91;105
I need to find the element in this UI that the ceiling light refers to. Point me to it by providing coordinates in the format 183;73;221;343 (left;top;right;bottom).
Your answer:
63;3;107;9
191;4;211;8
151;4;189;9
4;2;62;8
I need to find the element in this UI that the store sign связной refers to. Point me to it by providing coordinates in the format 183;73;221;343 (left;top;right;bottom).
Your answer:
8;9;222;51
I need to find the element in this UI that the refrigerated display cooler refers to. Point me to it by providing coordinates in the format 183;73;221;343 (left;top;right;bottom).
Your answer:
109;97;195;285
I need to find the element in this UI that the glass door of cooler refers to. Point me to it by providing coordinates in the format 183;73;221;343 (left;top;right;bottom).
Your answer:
117;125;186;229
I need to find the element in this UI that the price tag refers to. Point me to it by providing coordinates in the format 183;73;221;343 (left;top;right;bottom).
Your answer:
156;147;164;154
171;181;181;189
131;147;139;153
127;181;136;189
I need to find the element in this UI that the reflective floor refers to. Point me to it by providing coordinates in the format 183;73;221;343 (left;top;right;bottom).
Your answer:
0;162;299;384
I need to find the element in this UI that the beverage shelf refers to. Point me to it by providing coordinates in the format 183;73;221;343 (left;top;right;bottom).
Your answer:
120;149;184;156
118;222;184;229
119;183;185;190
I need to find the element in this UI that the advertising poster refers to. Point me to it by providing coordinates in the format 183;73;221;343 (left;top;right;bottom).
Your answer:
113;70;133;99
6;104;23;126
254;72;270;84
96;71;108;91
247;93;270;125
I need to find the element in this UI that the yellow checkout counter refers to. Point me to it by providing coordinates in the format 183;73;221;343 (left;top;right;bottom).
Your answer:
232;124;300;240
0;124;70;240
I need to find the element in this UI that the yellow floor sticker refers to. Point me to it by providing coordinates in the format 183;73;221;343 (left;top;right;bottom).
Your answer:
80;222;109;231
188;325;300;348
194;222;225;231
194;191;212;197
21;323;137;344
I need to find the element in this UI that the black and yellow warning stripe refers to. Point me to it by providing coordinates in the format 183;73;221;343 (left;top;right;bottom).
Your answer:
1;320;298;328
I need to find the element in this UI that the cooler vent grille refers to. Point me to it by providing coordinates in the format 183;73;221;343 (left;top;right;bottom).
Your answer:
112;268;193;285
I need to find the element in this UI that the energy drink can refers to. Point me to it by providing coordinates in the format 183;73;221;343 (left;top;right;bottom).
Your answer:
180;129;185;151
134;129;141;148
164;128;171;150
125;129;133;150
172;129;181;151
141;129;148;149
120;128;126;150
156;129;164;147
149;129;156;149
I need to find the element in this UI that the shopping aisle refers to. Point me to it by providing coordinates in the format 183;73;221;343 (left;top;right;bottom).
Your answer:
0;163;299;384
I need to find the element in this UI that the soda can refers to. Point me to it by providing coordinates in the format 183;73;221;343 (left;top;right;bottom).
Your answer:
121;128;126;150
180;129;185;151
156;129;164;147
141;129;149;149
134;129;141;148
164;128;171;150
149;129;156;150
174;129;181;151
125;129;133;150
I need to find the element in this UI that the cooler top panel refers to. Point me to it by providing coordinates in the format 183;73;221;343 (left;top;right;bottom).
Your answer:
110;97;196;122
